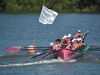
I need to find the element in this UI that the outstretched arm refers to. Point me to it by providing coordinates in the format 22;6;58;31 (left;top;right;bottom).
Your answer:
78;31;89;36
82;31;89;35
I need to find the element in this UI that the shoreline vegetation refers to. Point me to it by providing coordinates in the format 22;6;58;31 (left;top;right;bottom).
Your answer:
0;11;100;14
0;0;100;14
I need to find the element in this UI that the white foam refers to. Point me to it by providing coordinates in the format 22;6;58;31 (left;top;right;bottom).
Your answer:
0;55;4;57
0;59;76;68
0;55;2;57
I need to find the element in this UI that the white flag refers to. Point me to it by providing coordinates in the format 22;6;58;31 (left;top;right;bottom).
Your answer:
39;5;58;24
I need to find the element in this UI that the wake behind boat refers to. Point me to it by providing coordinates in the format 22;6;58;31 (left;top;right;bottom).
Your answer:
0;58;76;68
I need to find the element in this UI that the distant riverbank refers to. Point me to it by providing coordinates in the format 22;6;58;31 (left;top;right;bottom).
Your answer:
0;0;100;14
0;11;100;14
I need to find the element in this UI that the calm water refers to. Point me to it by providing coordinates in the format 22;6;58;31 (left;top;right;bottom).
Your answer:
0;13;100;75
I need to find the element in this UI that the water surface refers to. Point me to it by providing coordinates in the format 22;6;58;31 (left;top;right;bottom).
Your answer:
0;13;100;75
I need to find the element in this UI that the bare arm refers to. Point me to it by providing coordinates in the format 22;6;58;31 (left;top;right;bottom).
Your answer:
72;45;78;51
65;44;71;50
82;31;89;35
77;31;89;37
68;39;71;45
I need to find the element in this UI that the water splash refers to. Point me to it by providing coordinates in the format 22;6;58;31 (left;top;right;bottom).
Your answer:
0;59;76;68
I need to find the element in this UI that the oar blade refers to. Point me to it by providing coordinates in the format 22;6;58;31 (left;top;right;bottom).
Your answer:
6;47;21;52
83;44;91;51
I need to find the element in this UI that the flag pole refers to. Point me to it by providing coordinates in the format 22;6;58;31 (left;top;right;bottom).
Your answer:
33;5;58;42
33;23;39;40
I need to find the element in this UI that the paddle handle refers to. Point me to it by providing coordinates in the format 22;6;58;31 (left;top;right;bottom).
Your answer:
83;33;87;42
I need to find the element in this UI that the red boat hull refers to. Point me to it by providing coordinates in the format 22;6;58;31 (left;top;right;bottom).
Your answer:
56;49;74;60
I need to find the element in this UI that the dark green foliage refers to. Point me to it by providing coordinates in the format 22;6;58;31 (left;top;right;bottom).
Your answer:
0;0;100;13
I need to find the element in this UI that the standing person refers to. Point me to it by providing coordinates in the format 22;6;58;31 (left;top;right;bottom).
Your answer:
74;30;89;39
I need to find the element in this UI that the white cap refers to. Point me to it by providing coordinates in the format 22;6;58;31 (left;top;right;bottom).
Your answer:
72;39;75;42
62;35;67;39
77;38;82;41
77;30;81;32
50;43;54;46
72;39;77;42
67;34;71;38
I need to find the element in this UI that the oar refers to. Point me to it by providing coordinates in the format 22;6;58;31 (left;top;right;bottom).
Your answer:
37;51;55;62
6;47;49;52
81;44;100;51
90;47;100;49
83;33;88;42
31;51;48;59
22;48;49;50
88;49;100;51
11;46;50;48
6;47;21;52
24;47;50;48
31;46;53;58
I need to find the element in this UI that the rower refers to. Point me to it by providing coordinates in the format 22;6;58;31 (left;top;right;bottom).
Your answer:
52;39;62;50
50;43;54;48
76;38;87;52
74;30;89;39
63;38;78;51
61;34;71;49
50;39;62;59
70;39;79;51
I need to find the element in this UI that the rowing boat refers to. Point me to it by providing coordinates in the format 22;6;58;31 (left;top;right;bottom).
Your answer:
56;49;74;60
55;44;91;60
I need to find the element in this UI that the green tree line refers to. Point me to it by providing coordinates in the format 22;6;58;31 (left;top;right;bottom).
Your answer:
0;0;100;13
